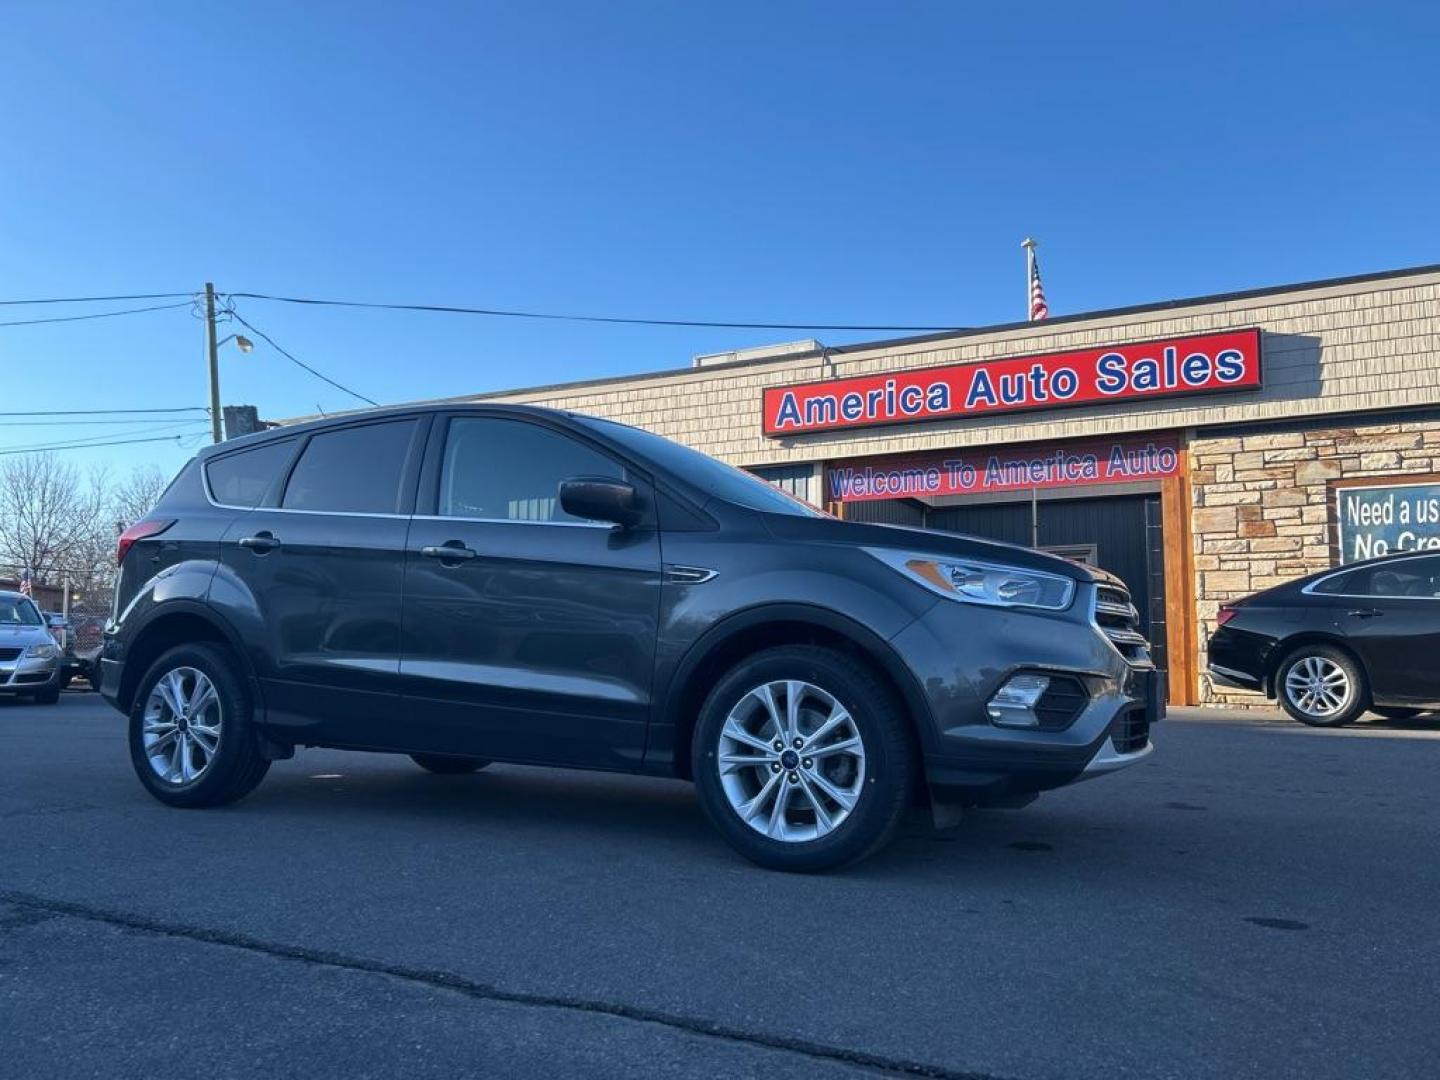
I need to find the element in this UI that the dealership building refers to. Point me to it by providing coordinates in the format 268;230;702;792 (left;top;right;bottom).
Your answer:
442;264;1440;707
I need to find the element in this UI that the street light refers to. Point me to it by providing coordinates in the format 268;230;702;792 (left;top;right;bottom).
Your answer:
217;333;254;354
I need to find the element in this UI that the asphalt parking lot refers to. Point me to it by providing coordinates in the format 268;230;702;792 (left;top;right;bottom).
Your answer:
2;693;1438;1080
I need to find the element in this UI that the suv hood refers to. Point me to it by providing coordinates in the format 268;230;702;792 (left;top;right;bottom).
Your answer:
761;513;1108;584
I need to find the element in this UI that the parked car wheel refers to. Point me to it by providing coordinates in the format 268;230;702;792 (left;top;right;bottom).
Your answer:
127;643;270;808
1276;645;1369;727
1371;706;1424;721
692;645;914;873
34;685;61;705
410;753;491;774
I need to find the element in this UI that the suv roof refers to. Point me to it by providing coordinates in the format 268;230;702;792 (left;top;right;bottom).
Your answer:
202;402;574;460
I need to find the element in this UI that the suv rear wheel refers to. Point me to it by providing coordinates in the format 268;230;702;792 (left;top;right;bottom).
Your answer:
692;645;914;872
1277;644;1369;727
127;643;270;807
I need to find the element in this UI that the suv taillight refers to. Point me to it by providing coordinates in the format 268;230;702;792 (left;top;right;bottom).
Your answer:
1216;605;1238;627
116;519;174;566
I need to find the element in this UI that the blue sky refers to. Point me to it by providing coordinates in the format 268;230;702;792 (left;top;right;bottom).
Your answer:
1;1;1436;477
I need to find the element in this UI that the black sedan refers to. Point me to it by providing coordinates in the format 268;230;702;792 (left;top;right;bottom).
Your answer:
1208;551;1440;726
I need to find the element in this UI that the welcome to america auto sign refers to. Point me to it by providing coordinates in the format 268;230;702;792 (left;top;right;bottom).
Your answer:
827;436;1182;503
762;329;1262;437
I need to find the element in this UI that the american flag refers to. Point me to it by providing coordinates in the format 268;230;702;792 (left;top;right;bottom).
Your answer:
18;568;32;597
1028;248;1049;321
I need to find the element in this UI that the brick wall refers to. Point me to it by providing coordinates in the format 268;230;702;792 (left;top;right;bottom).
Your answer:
1192;418;1440;705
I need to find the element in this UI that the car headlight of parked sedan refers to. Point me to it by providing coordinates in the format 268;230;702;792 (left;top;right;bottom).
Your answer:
24;643;60;660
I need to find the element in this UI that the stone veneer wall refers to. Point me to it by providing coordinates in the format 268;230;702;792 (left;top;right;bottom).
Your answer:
1191;416;1440;705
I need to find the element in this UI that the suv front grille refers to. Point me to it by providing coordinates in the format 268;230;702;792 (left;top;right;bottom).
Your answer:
0;648;21;662
1111;707;1150;754
1093;584;1152;667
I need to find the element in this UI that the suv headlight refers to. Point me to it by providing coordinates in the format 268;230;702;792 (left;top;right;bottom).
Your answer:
24;643;60;659
864;548;1075;611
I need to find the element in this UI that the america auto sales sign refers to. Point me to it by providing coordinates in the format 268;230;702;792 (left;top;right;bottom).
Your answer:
762;329;1262;436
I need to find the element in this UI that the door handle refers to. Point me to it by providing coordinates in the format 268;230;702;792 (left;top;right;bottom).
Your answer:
421;542;478;562
1346;608;1383;618
237;532;280;554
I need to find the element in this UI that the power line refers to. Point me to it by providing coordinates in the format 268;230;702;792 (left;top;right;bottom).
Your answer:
228;291;963;333
0;417;216;428
0;419;209;455
0;407;207;417
0;431;208;457
0;292;193;307
228;310;379;407
0;301;192;328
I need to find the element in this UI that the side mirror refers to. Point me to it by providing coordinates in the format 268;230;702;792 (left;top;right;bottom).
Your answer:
559;477;644;528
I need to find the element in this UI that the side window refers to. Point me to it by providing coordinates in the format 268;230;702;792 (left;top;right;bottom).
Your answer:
438;418;624;523
1345;558;1440;598
282;421;418;514
206;439;298;508
1310;570;1355;595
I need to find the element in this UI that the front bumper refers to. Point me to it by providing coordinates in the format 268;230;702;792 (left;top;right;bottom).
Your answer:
891;592;1161;806
0;654;61;694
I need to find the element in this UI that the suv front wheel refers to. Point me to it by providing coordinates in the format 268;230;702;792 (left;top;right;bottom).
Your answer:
127;643;271;808
693;645;914;872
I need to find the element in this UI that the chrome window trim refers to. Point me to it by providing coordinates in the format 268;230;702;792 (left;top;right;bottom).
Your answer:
204;483;617;528
1300;553;1440;599
203;481;410;519
411;514;614;530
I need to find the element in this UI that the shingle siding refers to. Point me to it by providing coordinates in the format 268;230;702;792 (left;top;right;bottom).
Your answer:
465;272;1440;471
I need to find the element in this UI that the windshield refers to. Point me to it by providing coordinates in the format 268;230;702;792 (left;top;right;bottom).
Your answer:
0;597;43;626
579;417;829;517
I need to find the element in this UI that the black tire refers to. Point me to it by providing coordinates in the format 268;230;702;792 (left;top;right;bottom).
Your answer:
127;643;270;808
410;753;491;774
692;645;915;873
57;672;72;690
1276;644;1369;727
34;685;61;705
1372;706;1424;721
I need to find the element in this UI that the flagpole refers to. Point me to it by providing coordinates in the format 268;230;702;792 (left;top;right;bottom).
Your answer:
1021;237;1037;319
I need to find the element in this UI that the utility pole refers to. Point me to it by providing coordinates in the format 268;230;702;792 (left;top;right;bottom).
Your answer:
205;282;222;443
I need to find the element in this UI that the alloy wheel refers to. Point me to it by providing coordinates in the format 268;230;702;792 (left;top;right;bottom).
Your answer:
1284;656;1352;719
142;666;222;784
716;679;866;843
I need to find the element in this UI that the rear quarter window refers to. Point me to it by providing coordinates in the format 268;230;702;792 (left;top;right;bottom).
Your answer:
205;439;298;508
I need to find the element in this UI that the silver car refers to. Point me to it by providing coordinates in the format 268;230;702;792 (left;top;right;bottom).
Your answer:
0;591;63;704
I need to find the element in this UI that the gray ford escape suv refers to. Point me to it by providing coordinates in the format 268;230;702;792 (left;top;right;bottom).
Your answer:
101;404;1161;871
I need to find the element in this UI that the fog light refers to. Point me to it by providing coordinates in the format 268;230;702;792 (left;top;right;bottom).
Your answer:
987;673;1051;728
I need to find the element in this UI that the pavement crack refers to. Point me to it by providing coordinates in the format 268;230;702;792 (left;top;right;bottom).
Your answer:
0;888;1016;1080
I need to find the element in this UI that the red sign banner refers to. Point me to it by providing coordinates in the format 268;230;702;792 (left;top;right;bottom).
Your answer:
763;328;1261;437
826;435;1183;503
